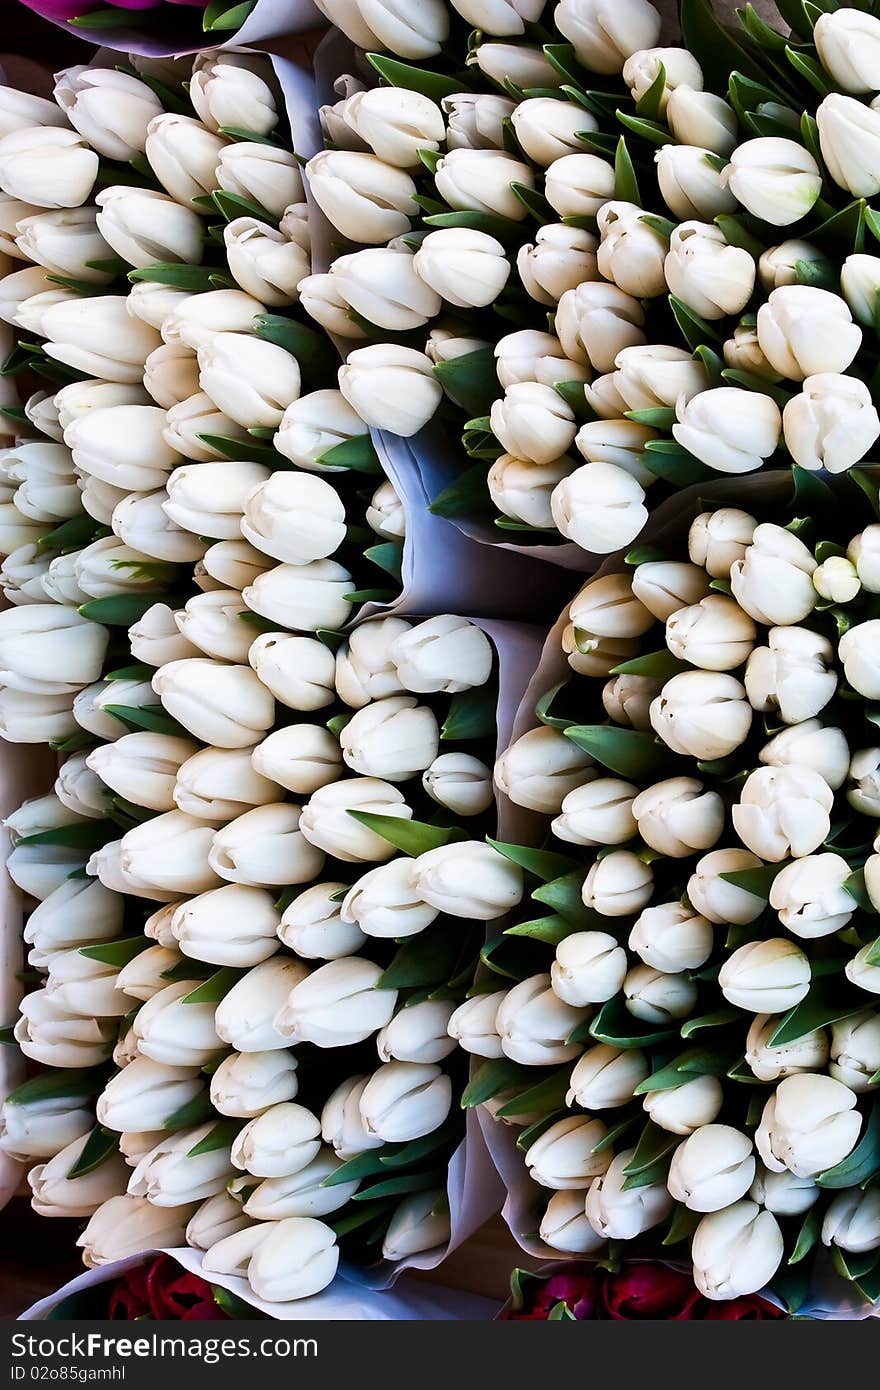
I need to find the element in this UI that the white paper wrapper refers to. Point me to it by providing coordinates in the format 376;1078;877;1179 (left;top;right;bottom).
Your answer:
19;1248;501;1320
22;0;324;60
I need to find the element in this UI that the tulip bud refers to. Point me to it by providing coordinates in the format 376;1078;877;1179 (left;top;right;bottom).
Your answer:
840;619;880;699
0;1087;93;1163
94;186;203;275
720;135;822;225
162;460;269;540
745;1014;830;1085
274;389;367;475
525;1113;611;1190
730;523;818;626
666;83;737;152
586;1146;674;1238
488;383;576;466
600;675;660;734
243;644;329;725
664;221;756;321
275;957;396;1049
745;626;837;729
687;509;756;581
336;618;409;709
130;977;223;1067
673;385;781;475
650;670;752;761
249;725;341;797
330;247;439;332
170;883;280;968
816;92;880;198
624;965;698;1024
551;460;648;554
555;0;660;72
412;842;523;920
223;216;308;307
338;343;441;436
279;882;365;961
161;289;265;351
239;472;345;567
391;615;493;693
86;732;196;814
153;658;274;749
494;726;592;815
119;809;222;900
769;853;855;941
144;112;227;209
567;1043;649;1109
97;1057;203;1134
757;284;862;381
299;778;411;863
338;696;439;783
127;1123;235;1206
555;280;645;371
496;973;588;1064
759;723;849;800
468;38;560;87
412;228;510;309
506;97;591;166
540;1189;606;1254
643;1075;723;1136
590;201;669;297
550;930;628;1008
127;603;198;669
244;1216;338;1302
783;371;880;474
41;296;160;383
757;1073;861;1178
446;991;506;1059
24;390;64;441
0;87;66;141
210;1050;298;1120
517;223;598;305
635;778;726;860
720;938;812;1015
692;1201;784;1301
822;1188;880;1256
186;1192;255;1251
432;148;532;224
841;252;880;328
197;332;300;430
215;958;309;1053
359;1061;452;1142
28;1129;128;1219
667;596;756;673
686;848;765;926
366;481;404;537
211;802;325;891
231;1102;321;1179
377;999;456;1064
629;901;713;976
422;751;493;817
0;126;98;210
667;1125;756;1213
812;7;880;93
14;206;109;286
0;603;108;695
613;344;706;414
190;53;278;136
23;875;123;969
552;778;636;847
78;1194;196;1268
732;765;833;863
306;149;417;244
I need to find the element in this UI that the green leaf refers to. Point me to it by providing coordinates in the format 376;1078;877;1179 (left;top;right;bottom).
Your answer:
322;1148;388;1188
505;914;579;945
663;1205;702;1246
680;0;771;87
634;1047;736;1095
69;5;154;26
634;61;667;121
197;432;276;465
616;111;672;147
129;264;231;292
769;980;867;1047
461;1057;533;1108
377;1120;459;1170
212;190;275;226
352;1168;445;1203
78;594;167;626
719;863;785;899
714;213;764;259
164;1089;212;1130
423;209;524;242
105;664;154;683
680;1007;740;1038
102;704;187;737
37;514;107;554
17;820;113;851
6;1069;101;1109
378;921;477;991
66;1126;119;1181
811;197;867;251
180;968;243;1005
367;54;461;101
364;542;403;583
534;680;576;732
625;405;676;430
495;1068;571;1119
788;1204;823;1265
428;462;490;519
669;294;723;351
642;439;715;487
622;1122;678;1177
554;378;590;420
441;684;496;742
613;136;641;205
738;3;789;50
432;347;497;417
347;812;465;857
611;649;687;679
589;996;678;1050
79;937;151;967
785;43;833;96
532;870;590;923
187;1119;240;1156
817;1099;880;1188
203;0;255;29
564;724;667;778
487;839;576;882
252;315;339;388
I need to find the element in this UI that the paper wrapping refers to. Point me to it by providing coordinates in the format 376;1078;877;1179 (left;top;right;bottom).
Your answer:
19;0;324;59
476;470;880;1318
18;1248;501;1320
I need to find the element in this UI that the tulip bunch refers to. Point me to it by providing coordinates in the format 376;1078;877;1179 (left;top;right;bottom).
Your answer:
17;0;245;38
293;0;880;562
0;45;511;1306
473;472;880;1306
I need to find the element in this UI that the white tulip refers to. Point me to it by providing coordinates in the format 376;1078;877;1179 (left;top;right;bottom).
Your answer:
28;1131;128;1218
97;1058;203;1134
664;221;756;320
210;803;324;890
511;97;595;165
242;472;345;566
730;523;817;626
377;999;457;1064
656;144;737;221
732;765;833;863
40;297;160;384
128;603;200;668
224;216;308;306
551;460;647;554
335;617;409;709
722;137;822;226
77;1195;196;1268
243;1149;359;1221
517;223;598;305
496;973;589;1064
54;380;148;433
86;732;196;813
757;1073;861;1178
840;620;880;698
525;1113;611;1190
814;8;880;92
211;1050;299;1119
115;945;182;1003
359;1061;452;1142
413;841;523;920
391;615;492;694
342;86;443;166
381;1189;450;1261
624;966;697;1023
552;778;637;848
667;1125;756;1213
0;603;107;695
129;283;190;334
306;149;416;243
650;670;751;761
582;851;654;919
692;1201;784;1301
555;0;661;73
467;42;559;90
320;1075;384;1161
171;884;281;968
331;247;440;332
275;957;396;1049
555;280;645;371
760;720;849;793
813;555;861;604
422;752;493;817
551;931;628;1007
186;1193;255;1251
274;389;368;474
667;86;738;154
745;625;837;727
338;344;441;436
145;113;227;209
817;93;880;196
197;332;300;430
540;1189;606;1254
567;1044;648;1109
643;1075;723;1135
339;696;439;782
0;126;98;209
494;725;592;815
446;991;506;1059
279;882;365;961
23;875;122;966
413;228;509;309
829;1010;880;1092
822;1189;880;1254
250;724;341;796
745;1014;829;1082
118;810;222;900
299;777;411;863
189;54;278;136
757;284;861;380
769;854;855;940
687;848;765;926
201;538;273;592
846;940;880;995
95;186;202;269
14;206;110;283
633;778;725;859
231;1102;321;1179
248;632;335;712
163;460;270;540
674;385;781;474
783;372;880;474
132;979;224;1067
841;252;880;326
161;288;265;350
215;959;309;1053
720;939;811;1014
434;148;532;222
153;658;273;748
0;88;66;140
0;1090;92;1163
443;90;516;150
245;1217;338;1303
586;1147;673;1238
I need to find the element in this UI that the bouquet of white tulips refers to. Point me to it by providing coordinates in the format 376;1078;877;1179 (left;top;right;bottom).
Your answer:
0;38;543;1311
291;0;880;572
473;468;880;1310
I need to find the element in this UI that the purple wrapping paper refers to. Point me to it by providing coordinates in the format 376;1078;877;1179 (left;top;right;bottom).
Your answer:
18;0;324;59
